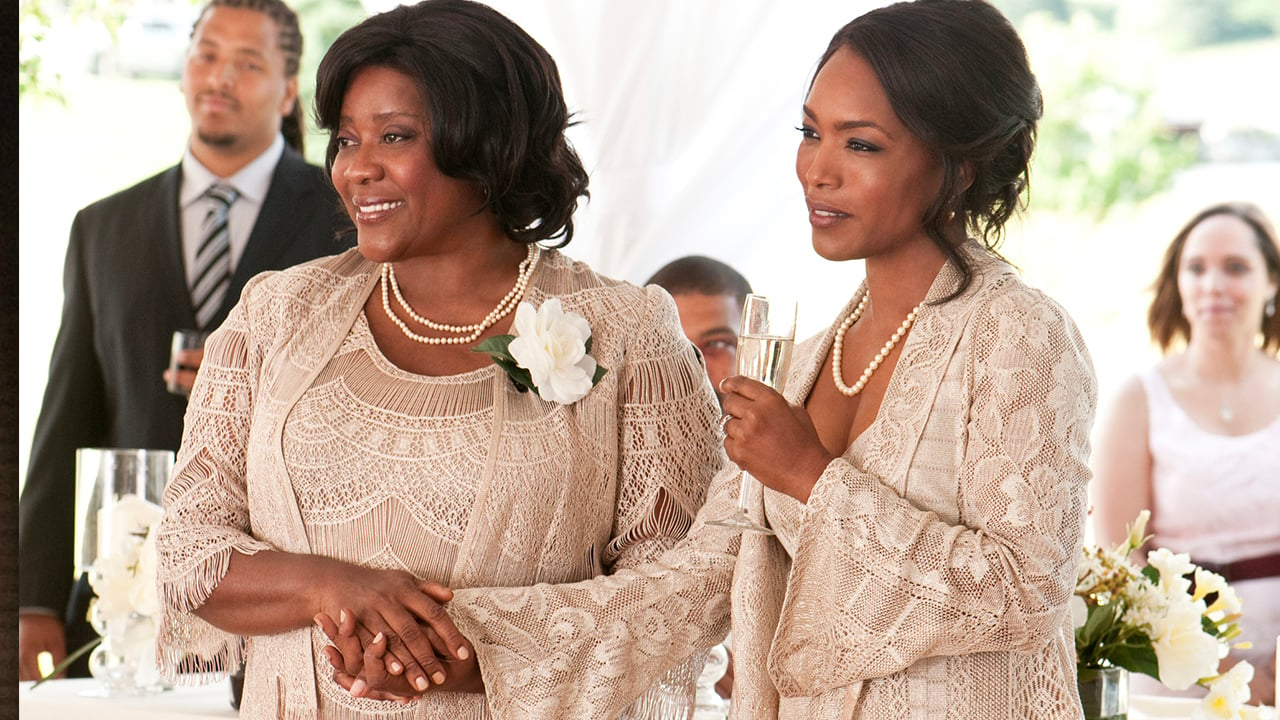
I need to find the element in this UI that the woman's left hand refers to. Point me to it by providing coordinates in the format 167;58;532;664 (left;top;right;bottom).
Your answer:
719;376;834;503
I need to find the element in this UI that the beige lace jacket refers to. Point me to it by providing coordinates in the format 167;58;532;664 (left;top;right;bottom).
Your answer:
444;244;1097;720
155;248;726;720
736;245;1098;719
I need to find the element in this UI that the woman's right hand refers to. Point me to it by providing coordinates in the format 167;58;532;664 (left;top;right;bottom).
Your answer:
317;609;483;701
317;564;472;692
719;376;834;502
194;551;471;693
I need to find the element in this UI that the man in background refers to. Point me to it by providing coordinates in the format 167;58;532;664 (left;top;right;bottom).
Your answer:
18;0;352;680
646;255;753;406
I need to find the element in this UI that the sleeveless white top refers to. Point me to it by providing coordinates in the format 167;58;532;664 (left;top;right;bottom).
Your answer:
1141;366;1280;564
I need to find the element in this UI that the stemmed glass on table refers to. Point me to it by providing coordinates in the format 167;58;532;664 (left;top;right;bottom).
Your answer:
706;294;796;535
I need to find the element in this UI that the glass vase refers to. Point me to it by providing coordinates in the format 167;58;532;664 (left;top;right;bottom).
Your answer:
74;448;174;698
83;610;164;697
1078;666;1128;720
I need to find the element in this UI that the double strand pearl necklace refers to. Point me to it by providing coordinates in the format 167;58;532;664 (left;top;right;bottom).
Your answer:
831;291;922;397
380;244;540;345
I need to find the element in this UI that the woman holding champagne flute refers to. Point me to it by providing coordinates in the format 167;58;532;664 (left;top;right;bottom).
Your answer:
326;1;1098;717
714;0;1098;715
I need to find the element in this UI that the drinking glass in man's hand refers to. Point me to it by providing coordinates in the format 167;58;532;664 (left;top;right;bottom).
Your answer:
167;330;208;397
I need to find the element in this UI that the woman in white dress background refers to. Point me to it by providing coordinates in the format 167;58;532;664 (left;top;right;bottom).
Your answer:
1091;201;1280;706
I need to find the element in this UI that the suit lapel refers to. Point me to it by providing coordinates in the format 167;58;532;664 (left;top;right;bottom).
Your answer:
155;165;199;327
232;148;302;292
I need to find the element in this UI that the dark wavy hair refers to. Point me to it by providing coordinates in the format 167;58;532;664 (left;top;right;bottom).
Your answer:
816;0;1042;301
195;0;306;155
1148;202;1280;354
314;0;589;246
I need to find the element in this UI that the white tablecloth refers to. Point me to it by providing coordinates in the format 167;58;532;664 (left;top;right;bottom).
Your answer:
19;678;239;719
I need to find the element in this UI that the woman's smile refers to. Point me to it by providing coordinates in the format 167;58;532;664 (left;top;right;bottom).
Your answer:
353;198;406;224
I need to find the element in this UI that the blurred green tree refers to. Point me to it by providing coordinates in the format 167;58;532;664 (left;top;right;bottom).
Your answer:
292;0;366;165
1018;11;1199;220
20;0;132;103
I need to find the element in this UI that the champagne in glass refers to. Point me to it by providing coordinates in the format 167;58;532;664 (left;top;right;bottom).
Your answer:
735;333;793;392
707;294;796;534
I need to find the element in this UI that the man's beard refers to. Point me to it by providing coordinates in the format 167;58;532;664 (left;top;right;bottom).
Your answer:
196;130;238;148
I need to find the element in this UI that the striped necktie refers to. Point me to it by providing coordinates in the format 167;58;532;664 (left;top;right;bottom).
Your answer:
191;183;239;330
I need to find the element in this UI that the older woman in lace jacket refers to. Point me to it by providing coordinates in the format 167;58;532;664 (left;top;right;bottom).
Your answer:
154;2;731;718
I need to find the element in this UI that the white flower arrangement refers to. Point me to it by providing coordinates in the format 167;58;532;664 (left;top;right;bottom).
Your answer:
1075;510;1274;718
35;494;164;687
474;298;606;404
89;494;164;621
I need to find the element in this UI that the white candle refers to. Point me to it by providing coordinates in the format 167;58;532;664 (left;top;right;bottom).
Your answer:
1275;635;1279;710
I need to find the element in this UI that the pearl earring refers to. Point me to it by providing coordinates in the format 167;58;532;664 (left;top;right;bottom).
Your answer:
1267;297;1277;318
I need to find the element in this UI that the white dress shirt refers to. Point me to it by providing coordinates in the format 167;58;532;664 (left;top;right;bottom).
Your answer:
179;134;285;289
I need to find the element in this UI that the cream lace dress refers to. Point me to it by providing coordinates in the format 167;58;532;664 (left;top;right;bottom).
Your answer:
156;249;726;720
441;244;1099;719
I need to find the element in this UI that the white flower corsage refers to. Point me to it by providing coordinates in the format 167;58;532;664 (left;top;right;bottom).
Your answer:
473;298;606;404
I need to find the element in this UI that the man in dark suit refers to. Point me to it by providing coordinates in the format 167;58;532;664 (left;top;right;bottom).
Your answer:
17;0;352;680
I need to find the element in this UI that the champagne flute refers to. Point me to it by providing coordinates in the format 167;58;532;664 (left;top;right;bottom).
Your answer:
707;294;796;535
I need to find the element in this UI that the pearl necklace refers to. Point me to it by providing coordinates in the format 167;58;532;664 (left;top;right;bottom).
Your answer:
831;291;922;397
380;244;540;345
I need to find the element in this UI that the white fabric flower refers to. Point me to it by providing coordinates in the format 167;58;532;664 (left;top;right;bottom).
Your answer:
1150;599;1223;690
508;299;599;404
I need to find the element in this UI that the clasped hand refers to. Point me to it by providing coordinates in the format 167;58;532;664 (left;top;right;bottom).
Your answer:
718;376;833;503
316;603;482;703
296;560;475;701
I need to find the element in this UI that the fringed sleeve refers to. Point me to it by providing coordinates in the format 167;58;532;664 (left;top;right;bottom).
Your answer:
448;286;738;720
154;274;276;683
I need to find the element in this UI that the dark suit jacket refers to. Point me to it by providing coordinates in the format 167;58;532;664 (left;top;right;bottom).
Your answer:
18;147;353;658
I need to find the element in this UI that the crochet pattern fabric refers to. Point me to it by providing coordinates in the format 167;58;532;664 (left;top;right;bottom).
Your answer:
442;244;1099;720
156;249;726;719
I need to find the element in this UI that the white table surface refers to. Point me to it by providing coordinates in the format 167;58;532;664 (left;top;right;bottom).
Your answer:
19;678;239;719
1131;694;1276;719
